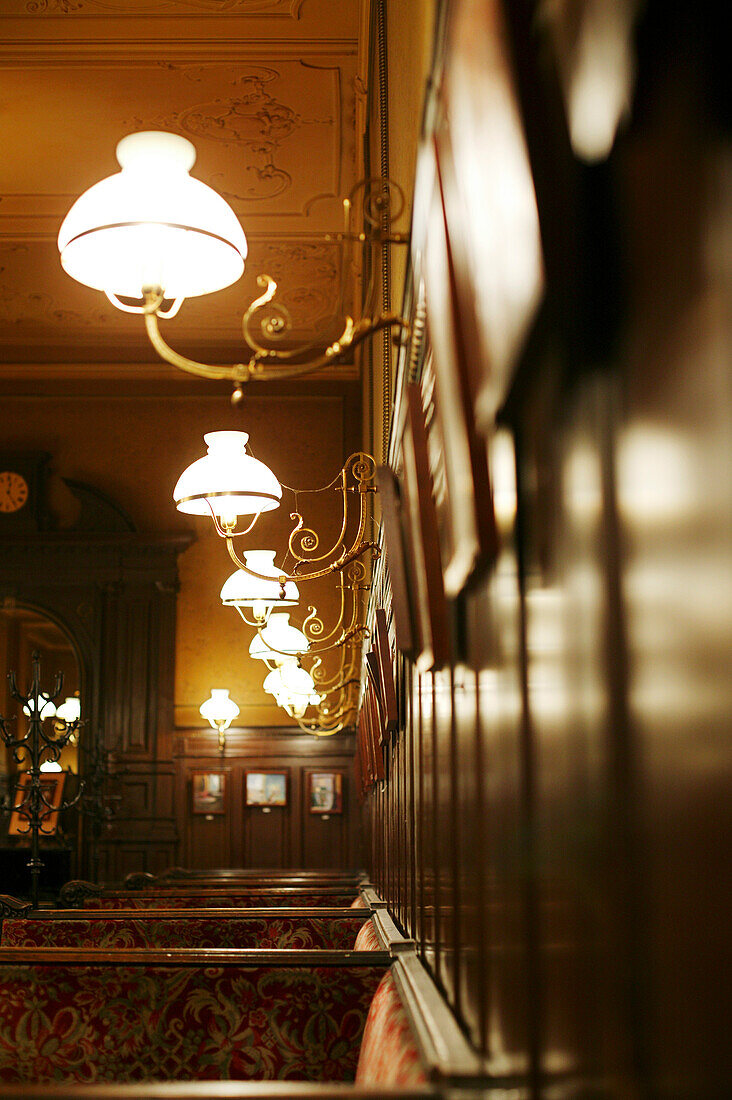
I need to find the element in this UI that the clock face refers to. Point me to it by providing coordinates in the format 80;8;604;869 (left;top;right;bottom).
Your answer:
0;471;29;513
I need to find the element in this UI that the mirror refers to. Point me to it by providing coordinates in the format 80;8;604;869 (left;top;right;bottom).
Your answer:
0;604;82;786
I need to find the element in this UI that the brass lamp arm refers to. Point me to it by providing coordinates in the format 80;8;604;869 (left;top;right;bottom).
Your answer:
142;284;407;393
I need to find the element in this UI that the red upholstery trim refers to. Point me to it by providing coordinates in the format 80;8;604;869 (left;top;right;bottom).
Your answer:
353;919;381;951
355;970;427;1087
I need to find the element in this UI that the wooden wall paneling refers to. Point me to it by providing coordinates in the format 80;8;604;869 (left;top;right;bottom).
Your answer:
454;657;485;1049
613;14;731;1089
413;666;425;958
474;498;533;1076
301;766;350;869
433;664;456;1006
243;767;292;869
420;671;437;974
180;763;234;870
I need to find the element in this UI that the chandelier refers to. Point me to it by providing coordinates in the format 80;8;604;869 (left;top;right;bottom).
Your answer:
57;131;407;401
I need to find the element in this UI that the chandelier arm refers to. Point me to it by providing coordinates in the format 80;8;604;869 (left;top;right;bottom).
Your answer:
288;468;350;565
302;583;347;646
144;311;252;383
234;604;268;628
293;719;347;736
303;623;370;657
143;288;407;386
244;313;408;380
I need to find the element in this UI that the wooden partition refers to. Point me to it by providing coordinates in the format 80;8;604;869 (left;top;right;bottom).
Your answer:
363;3;730;1099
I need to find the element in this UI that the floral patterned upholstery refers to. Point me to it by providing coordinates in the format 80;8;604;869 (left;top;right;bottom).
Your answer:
353;919;381;951
85;893;358;909
1;916;366;950
0;964;384;1084
355;970;427;1087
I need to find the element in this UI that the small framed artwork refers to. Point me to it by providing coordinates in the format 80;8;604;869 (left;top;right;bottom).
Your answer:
437;0;544;434
191;771;226;815
308;772;343;815
400;382;451;672
245;770;288;807
8;772;66;837
374;609;399;738
376;466;416;656
418;139;499;596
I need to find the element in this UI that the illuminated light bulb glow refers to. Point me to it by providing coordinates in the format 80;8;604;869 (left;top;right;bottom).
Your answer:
199;688;239;732
174;431;281;519
58;131;247;302
23;693;56;720
55;696;81;723
220;550;299;618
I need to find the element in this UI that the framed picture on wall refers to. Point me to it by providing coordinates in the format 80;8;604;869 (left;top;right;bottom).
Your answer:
375;466;416;656
437;0;544;435
191;771;226;815
418;140;499;596
8;772;66;837
245;770;288;807
308;772;343;814
400;382;451;672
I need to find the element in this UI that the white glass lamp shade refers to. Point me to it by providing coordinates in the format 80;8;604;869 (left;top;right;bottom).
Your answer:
220;551;299;618
263;664;316;700
40;760;63;773
199;689;239;732
23;693;56;720
56;696;81;723
248;613;308;664
174;431;282;520
58;131;247;301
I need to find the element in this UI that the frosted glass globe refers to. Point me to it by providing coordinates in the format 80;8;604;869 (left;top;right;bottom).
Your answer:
174;431;281;520
199;688;239;731
58;131;247;301
249;613;309;663
55;697;81;723
220;551;299;617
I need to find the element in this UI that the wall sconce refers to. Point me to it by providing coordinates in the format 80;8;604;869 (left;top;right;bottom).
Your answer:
263;664;321;721
248;613;309;667
220;551;300;626
199;688;239;754
55;696;81;725
58;131;408;401
174;431;282;529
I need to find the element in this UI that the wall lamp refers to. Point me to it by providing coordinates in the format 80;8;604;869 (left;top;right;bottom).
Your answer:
58;131;408;402
199;688;239;755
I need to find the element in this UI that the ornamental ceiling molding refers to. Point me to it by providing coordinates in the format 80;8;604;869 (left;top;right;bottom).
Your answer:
4;0;304;17
0;60;352;219
127;65;334;204
0;42;358;65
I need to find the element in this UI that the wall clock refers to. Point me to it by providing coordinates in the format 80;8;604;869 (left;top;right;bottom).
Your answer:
0;452;51;532
0;471;29;514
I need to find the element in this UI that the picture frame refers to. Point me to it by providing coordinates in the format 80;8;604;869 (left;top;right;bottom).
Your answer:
8;772;66;837
437;0;543;436
400;382;450;672
418;137;499;596
191;771;226;815
245;770;288;807
374;609;399;738
308;771;343;815
375;466;416;655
